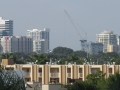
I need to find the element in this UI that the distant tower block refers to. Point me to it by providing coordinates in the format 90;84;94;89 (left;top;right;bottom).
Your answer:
0;17;13;37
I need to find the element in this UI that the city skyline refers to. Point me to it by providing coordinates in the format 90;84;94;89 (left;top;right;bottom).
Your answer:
1;1;120;50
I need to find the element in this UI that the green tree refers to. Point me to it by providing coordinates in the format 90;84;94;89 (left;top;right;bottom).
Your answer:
67;54;83;64
52;47;74;55
1;53;27;64
67;54;78;62
106;52;119;58
86;70;107;90
0;65;26;90
73;50;87;58
107;72;120;90
65;81;97;90
1;53;13;59
28;54;48;64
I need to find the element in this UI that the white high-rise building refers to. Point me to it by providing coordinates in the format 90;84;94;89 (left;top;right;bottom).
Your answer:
0;17;13;37
97;30;118;53
26;28;50;53
0;36;33;53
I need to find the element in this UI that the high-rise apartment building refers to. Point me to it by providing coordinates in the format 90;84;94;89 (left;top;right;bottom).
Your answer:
0;36;33;53
117;36;120;46
0;17;13;37
117;36;120;53
81;41;103;55
26;28;50;53
97;30;118;53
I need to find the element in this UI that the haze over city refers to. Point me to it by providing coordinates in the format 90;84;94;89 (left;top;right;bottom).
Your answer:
1;0;120;50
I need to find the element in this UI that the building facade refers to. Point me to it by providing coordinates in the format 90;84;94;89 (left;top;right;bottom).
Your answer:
0;36;33;53
81;41;103;55
26;28;50;53
2;63;119;85
117;36;120;46
117;36;120;53
0;17;13;37
97;30;118;53
88;42;103;54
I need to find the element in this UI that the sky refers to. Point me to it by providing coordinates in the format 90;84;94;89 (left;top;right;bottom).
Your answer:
0;0;120;51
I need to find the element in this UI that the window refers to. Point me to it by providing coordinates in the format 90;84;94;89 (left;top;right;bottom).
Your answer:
27;69;29;72
39;68;42;72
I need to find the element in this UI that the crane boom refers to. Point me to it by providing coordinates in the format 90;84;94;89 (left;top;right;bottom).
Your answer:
64;10;88;55
64;10;82;39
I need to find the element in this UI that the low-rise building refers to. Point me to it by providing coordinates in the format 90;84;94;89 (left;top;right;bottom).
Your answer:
2;61;119;85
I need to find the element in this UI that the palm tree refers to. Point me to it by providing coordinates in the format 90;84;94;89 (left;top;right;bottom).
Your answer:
28;54;48;64
1;53;13;59
2;53;17;62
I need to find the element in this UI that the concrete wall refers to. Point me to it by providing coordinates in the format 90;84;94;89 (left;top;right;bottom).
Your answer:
42;84;61;90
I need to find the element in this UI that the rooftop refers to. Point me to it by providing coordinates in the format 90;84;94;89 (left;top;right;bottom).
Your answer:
101;30;113;34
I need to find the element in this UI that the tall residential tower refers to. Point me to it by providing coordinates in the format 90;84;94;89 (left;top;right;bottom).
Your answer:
0;17;13;37
26;28;50;53
97;30;118;53
0;36;33;53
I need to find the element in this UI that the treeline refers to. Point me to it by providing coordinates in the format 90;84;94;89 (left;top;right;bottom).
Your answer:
64;70;120;90
0;46;120;65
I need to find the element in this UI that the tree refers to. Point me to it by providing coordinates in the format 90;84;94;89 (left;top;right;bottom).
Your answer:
67;54;78;62
106;52;119;58
86;70;107;90
65;81;97;90
0;53;26;64
28;54;48;64
67;54;83;64
52;47;74;55
1;53;13;59
107;72;120;90
73;50;87;58
45;53;67;60
0;65;26;90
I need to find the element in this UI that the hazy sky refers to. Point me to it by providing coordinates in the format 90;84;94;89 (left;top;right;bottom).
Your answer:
0;0;120;51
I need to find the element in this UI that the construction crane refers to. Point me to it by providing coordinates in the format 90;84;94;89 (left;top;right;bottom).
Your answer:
64;10;87;52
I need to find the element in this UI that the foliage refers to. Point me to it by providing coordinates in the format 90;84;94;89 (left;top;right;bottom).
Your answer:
1;53;13;59
0;65;26;90
67;54;83;64
65;70;108;90
0;47;120;65
52;47;74;55
73;50;87;58
86;70;107;90
28;54;48;64
45;53;67;60
65;81;97;90
106;72;120;90
65;70;120;90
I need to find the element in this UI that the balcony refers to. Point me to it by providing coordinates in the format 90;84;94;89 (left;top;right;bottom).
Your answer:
50;73;59;77
67;73;71;77
24;72;31;77
39;73;42;77
79;73;83;77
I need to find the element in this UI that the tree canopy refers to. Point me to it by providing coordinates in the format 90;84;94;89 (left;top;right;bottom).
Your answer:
0;65;26;90
65;70;120;90
52;46;74;55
